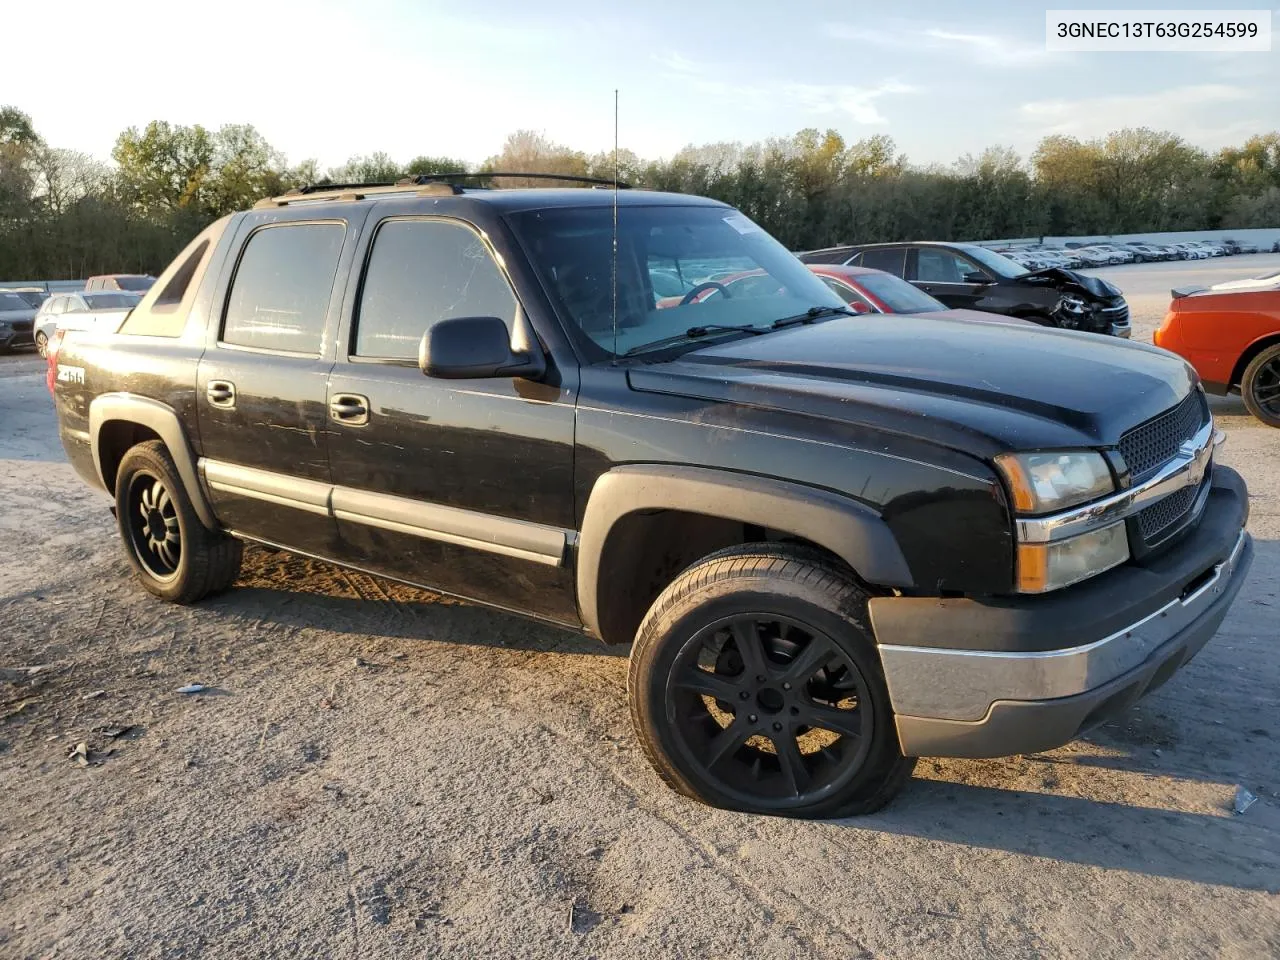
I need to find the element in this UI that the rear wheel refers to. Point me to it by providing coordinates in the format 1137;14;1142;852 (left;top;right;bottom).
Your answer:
1241;343;1280;428
628;544;915;818
115;440;243;603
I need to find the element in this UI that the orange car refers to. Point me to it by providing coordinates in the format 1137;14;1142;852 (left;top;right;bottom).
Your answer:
1154;272;1280;426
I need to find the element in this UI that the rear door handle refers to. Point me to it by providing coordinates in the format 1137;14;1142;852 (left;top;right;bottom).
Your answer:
329;393;370;426
206;380;236;408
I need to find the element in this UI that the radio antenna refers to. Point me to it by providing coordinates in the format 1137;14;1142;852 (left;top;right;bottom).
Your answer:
611;88;619;362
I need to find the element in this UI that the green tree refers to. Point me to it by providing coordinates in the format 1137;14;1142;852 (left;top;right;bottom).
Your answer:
112;121;215;213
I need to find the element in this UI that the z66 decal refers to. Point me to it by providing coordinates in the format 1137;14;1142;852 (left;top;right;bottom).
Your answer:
56;365;85;384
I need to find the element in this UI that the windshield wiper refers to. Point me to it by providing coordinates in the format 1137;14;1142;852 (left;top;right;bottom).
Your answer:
771;305;855;329
623;323;767;357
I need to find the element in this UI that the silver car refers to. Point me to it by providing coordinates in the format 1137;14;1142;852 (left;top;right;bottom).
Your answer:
34;291;142;357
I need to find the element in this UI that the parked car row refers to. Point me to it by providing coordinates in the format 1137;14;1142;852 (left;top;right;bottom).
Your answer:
991;237;1273;269
0;275;154;355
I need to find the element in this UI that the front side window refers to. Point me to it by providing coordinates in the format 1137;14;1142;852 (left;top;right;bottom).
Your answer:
355;219;517;361
511;205;845;358
222;222;345;354
916;249;981;284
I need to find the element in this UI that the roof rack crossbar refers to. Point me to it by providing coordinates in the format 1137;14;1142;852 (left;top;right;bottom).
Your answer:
400;171;632;189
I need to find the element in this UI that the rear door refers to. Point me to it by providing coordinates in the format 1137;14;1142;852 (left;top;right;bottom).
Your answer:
195;207;364;555
324;210;580;625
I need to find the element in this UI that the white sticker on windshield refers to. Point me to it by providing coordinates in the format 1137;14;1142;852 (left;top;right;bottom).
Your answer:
723;214;762;235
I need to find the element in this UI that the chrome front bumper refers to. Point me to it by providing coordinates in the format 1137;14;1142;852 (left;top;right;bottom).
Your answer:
882;527;1253;758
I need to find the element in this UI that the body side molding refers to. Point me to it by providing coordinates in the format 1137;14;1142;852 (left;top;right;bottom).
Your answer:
576;464;914;640
89;392;217;528
198;458;569;567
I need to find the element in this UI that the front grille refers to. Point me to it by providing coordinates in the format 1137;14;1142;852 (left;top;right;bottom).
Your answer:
1118;392;1206;482
1099;303;1129;325
1136;480;1201;542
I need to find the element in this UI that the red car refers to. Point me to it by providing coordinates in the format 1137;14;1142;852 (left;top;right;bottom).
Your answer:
660;264;1030;326
1154;272;1280;427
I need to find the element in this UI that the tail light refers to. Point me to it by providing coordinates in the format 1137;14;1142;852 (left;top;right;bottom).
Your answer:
45;328;65;396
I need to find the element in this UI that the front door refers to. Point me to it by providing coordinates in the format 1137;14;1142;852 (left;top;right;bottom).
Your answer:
910;248;990;309
325;213;580;625
195;213;356;556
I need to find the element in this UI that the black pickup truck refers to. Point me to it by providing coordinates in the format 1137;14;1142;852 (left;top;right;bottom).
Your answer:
49;179;1253;818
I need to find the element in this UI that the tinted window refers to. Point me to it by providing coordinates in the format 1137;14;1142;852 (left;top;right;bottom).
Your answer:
858;248;906;276
223;223;345;354
355;219;517;360
916;249;980;283
0;292;29;311
83;293;139;310
115;276;154;291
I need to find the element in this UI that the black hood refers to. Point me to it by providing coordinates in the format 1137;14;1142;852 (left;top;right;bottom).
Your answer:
1019;267;1122;300
628;314;1193;457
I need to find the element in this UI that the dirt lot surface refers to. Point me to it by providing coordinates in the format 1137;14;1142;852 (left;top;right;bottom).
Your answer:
2;257;1278;959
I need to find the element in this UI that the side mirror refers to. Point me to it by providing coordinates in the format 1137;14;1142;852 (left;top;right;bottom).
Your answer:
962;271;990;285
419;316;546;380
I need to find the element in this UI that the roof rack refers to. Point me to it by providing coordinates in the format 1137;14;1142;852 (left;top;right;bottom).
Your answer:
255;170;632;208
401;171;631;189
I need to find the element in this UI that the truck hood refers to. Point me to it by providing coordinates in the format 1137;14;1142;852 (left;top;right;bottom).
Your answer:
1019;268;1122;300
627;314;1194;455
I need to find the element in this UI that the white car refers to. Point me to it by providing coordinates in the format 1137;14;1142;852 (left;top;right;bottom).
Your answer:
33;291;141;357
1173;242;1210;260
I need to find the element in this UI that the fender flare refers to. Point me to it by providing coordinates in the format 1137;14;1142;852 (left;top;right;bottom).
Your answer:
575;464;914;641
89;392;217;529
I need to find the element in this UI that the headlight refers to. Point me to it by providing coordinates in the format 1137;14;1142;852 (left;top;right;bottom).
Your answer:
1057;295;1088;314
994;450;1115;514
1016;521;1129;593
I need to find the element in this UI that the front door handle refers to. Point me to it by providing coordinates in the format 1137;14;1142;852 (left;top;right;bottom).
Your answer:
329;393;370;426
206;380;236;408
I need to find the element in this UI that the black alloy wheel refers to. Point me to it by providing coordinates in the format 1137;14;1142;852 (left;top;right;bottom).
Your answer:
125;472;182;580
666;613;874;809
1242;344;1280;428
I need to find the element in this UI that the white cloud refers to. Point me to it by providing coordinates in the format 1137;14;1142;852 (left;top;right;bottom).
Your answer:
827;21;1059;66
1019;84;1257;141
652;54;916;126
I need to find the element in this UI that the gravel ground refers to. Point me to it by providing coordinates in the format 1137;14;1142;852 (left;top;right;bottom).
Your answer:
1;258;1278;959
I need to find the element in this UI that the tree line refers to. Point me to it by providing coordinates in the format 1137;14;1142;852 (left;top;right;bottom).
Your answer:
1;105;1278;280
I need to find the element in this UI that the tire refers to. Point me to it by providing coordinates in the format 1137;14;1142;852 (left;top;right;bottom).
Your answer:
1241;343;1280;428
114;440;243;603
35;331;48;359
628;543;916;818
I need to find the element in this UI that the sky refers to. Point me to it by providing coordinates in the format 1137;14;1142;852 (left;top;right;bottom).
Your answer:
6;0;1278;171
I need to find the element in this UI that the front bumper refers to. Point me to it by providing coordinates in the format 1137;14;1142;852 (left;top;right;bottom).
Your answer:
1110;321;1131;338
870;467;1252;757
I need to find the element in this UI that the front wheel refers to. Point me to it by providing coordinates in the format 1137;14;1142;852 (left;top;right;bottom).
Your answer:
1241;344;1280;428
628;544;915;818
35;331;48;358
115;440;243;603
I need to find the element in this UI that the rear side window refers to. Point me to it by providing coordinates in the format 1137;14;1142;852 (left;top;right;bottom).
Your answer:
222;223;345;354
354;219;517;361
858;248;906;276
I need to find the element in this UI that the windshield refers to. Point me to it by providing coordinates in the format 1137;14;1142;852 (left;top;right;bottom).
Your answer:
854;272;946;313
0;293;31;312
83;292;140;310
959;245;1029;278
510;205;846;358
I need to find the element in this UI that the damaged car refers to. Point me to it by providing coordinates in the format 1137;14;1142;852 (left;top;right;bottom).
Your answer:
799;241;1131;337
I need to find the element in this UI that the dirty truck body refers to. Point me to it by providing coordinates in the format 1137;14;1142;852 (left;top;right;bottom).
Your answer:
50;183;1252;816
